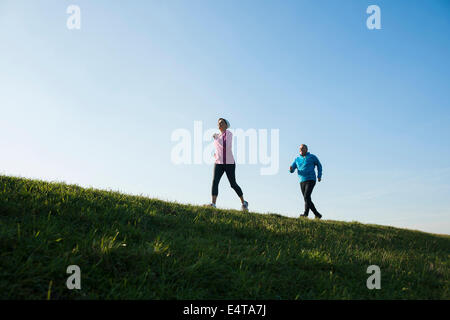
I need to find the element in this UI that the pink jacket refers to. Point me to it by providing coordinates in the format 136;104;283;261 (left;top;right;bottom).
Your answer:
214;130;235;164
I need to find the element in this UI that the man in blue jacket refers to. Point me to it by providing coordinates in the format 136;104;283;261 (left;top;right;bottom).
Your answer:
289;144;323;219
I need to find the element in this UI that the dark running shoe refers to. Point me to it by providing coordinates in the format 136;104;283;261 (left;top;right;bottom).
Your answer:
299;214;309;218
242;201;249;212
315;213;322;220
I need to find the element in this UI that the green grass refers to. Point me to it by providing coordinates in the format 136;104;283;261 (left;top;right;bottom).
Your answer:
0;175;449;300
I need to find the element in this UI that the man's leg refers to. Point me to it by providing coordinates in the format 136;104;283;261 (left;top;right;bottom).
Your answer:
303;180;320;216
300;181;309;216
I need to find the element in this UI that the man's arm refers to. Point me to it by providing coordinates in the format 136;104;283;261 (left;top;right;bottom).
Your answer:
289;159;297;173
315;156;322;181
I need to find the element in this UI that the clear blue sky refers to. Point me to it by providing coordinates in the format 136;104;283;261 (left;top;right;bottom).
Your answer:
1;0;449;234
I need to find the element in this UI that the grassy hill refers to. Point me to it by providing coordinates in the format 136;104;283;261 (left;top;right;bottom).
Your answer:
0;175;448;299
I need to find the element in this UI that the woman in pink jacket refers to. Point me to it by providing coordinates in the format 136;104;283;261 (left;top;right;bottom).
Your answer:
207;118;249;211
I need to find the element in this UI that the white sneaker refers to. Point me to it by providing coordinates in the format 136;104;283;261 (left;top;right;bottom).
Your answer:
242;201;249;211
205;203;216;208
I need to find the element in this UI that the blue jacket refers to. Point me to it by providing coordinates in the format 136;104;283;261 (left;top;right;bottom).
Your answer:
290;152;322;182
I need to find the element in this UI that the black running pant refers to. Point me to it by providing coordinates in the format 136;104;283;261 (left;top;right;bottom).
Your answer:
300;180;319;216
212;164;243;197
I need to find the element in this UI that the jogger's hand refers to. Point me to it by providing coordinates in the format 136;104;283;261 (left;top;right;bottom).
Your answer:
318;178;321;182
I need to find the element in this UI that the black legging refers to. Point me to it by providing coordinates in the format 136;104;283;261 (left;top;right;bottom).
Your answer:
300;180;319;216
212;164;243;197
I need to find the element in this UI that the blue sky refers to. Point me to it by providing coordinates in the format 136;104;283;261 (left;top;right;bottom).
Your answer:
1;0;449;234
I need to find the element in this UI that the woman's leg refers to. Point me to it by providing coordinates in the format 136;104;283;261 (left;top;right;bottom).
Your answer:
224;164;244;203
211;164;225;204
